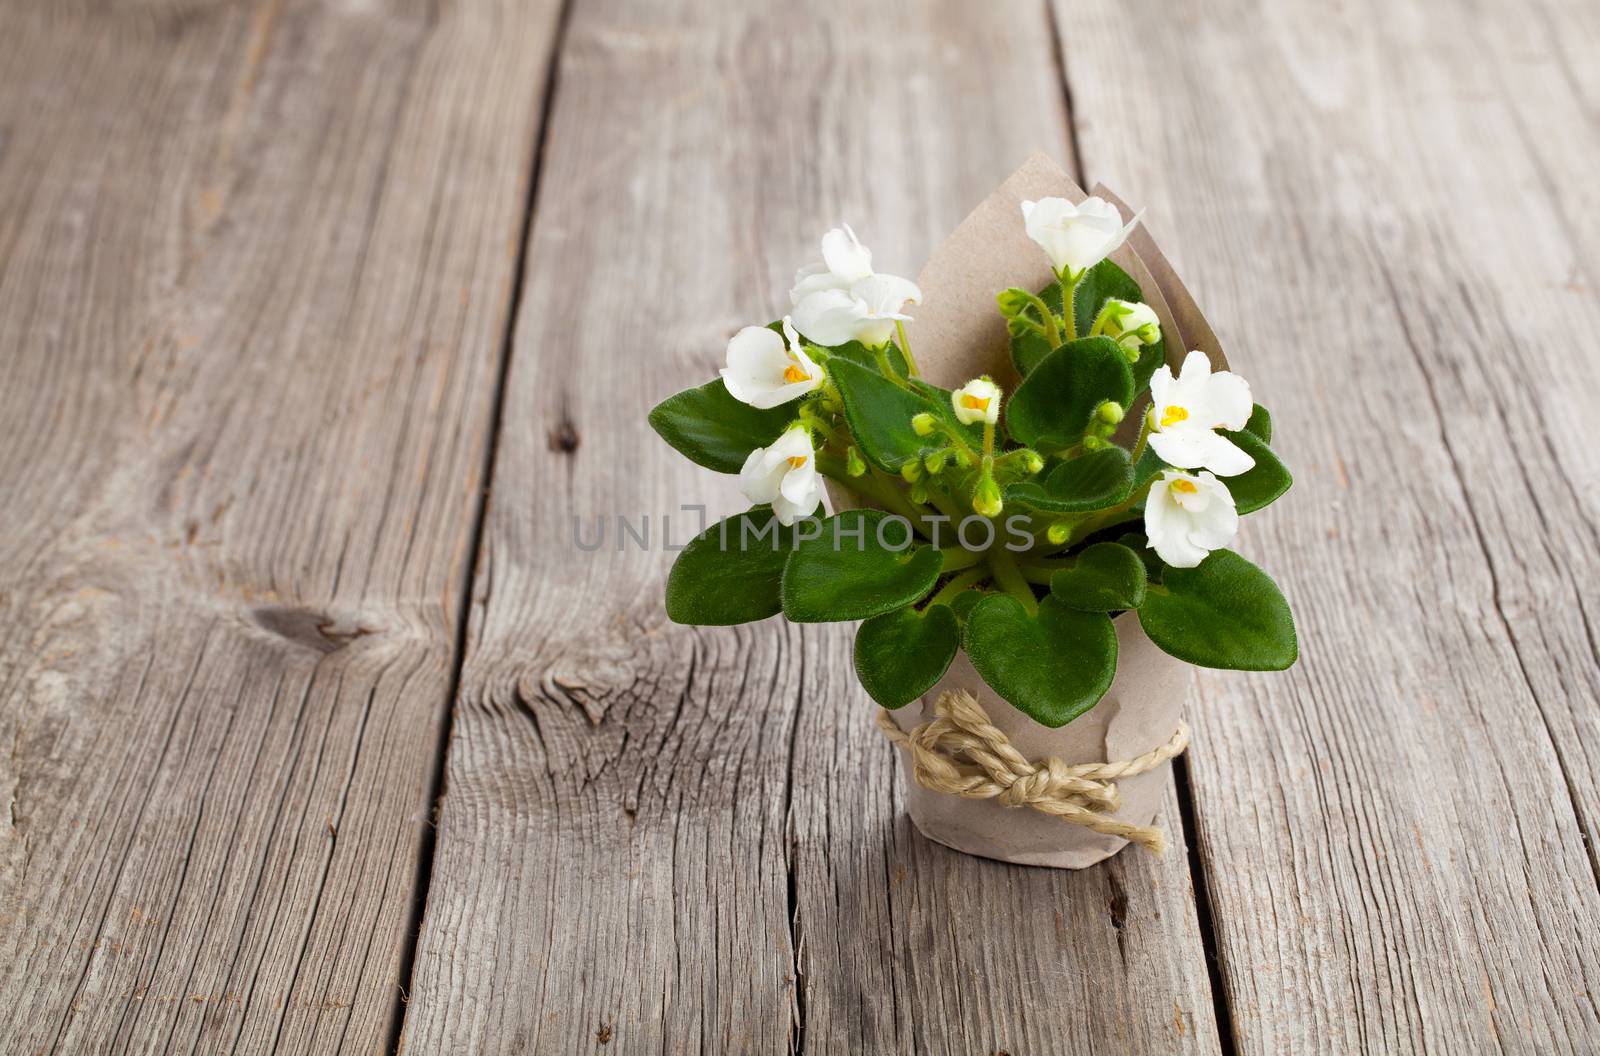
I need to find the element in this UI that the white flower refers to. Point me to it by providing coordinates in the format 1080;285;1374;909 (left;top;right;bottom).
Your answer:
1100;299;1161;359
789;224;874;305
791;272;922;349
788;224;922;348
1147;349;1255;476
740;425;823;526
1144;469;1238;568
720;317;822;409
1021;196;1141;281
951;377;1001;426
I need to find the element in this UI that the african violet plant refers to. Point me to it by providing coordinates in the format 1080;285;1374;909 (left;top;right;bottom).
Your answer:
651;200;1297;729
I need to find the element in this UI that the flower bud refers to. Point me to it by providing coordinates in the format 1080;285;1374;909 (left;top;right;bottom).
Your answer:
953;448;975;469
909;481;930;505
924;450;946;475
1097;401;1125;425
1020;450;1044;475
1047;521;1072;545
911;412;938;437
846;447;866;477
951;376;1002;426
995;287;1036;320
1083;435;1107;451
972;477;1003;518
900;459;923;483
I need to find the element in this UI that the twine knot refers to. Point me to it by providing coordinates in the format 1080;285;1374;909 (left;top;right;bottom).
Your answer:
877;689;1190;854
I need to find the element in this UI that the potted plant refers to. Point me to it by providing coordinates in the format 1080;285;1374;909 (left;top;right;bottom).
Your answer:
649;157;1297;868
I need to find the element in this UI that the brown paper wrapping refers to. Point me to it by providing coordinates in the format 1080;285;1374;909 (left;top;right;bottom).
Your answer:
832;155;1216;867
889;615;1190;869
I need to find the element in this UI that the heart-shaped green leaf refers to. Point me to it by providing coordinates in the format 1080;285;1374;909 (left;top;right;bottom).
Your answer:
1006;337;1134;450
1139;549;1297;670
666;510;798;625
1071;260;1166;392
781;510;943;622
1244;403;1272;443
830;358;939;472
1220;430;1292;514
1005;446;1133;513
964;594;1118;727
649;380;798;473
853;604;961;709
1049;542;1147;611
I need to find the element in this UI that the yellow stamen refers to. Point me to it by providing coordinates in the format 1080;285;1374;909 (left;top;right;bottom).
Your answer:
782;364;809;384
960;394;991;412
1160;405;1189;428
1171;478;1198;494
787;455;808;469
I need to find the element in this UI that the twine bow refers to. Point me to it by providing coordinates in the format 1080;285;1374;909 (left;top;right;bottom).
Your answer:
877;689;1190;854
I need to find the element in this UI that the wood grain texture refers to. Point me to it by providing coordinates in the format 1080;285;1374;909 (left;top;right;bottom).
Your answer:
401;0;1221;1052
0;1;561;1051
1054;0;1600;1051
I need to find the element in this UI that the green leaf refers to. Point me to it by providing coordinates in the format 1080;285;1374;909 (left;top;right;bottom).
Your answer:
1049;542;1147;611
1139;549;1297;670
1005;336;1134;450
649;380;797;473
1005;446;1133;513
1222;430;1292;514
829;358;938;472
781;510;943;622
948;589;985;624
823;338;910;377
1244;403;1272;443
1071;260;1166;391
964;595;1118;727
853;605;961;709
665;510;798;625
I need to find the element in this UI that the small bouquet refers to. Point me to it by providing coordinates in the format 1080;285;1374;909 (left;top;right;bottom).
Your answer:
650;157;1296;867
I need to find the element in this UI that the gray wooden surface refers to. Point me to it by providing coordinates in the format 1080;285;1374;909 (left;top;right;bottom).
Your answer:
1;0;1596;1053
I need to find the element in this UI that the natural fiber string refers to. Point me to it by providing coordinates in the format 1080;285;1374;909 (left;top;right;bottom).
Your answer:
877;690;1190;854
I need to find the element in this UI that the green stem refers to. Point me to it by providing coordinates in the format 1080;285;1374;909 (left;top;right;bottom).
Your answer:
1019;564;1055;586
894;320;920;378
939;546;983;572
1059;274;1083;342
872;344;912;389
929;567;988;607
1022;291;1062;349
985;547;1037;614
1129;409;1153;465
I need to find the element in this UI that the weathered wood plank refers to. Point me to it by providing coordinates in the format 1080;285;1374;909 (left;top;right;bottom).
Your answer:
0;1;562;1051
1054;0;1600;1050
402;0;1221;1051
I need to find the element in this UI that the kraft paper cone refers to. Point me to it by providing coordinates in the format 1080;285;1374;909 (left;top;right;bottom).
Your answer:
828;156;1208;866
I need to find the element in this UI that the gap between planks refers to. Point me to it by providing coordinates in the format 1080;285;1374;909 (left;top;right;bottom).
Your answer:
385;0;584;1050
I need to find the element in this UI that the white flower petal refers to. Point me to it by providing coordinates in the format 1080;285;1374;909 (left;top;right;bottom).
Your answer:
740;447;785;505
1149;428;1210;469
1201;370;1253;430
851;273;922;314
821;224;873;283
792;289;867;347
1149;363;1175;408
790;261;848;306
1196;431;1256;476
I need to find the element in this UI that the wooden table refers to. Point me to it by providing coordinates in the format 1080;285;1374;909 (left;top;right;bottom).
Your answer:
3;0;1596;1052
